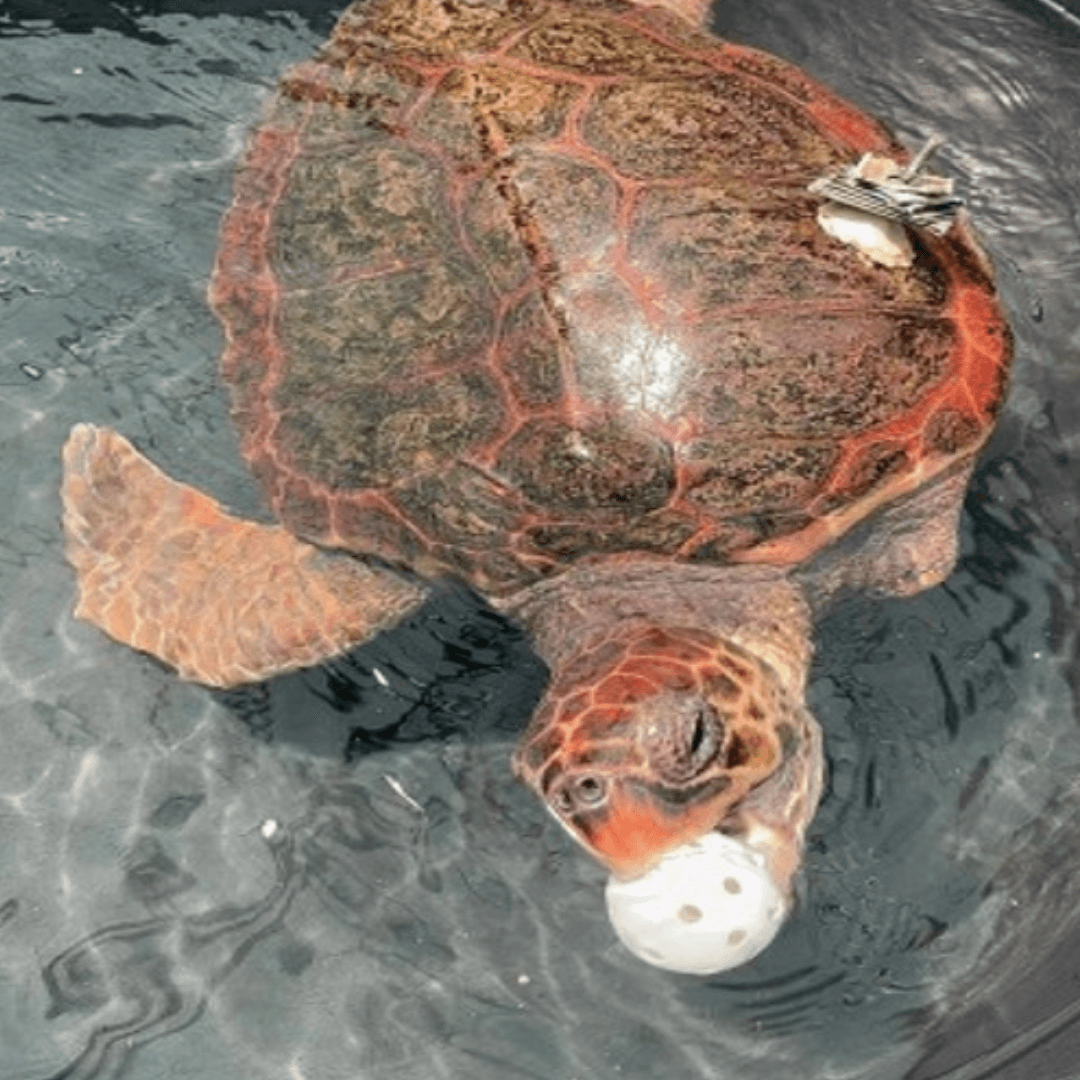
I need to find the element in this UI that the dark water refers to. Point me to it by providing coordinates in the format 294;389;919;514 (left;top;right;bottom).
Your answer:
1;1;1078;1077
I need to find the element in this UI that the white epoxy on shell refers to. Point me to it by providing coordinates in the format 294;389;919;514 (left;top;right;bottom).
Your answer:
816;203;914;268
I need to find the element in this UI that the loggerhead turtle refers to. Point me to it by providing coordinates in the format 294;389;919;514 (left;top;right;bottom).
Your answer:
60;0;1011;973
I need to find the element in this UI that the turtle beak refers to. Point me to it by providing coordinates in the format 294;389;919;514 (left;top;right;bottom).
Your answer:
565;775;737;880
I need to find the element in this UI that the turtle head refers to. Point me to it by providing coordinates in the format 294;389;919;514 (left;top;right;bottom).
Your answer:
513;626;806;879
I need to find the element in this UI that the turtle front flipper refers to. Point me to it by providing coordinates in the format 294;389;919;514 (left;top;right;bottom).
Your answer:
61;425;425;687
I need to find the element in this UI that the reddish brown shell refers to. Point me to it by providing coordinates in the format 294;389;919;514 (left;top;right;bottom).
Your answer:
210;0;1011;596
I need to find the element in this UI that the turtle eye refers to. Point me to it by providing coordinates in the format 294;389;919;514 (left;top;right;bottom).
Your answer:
575;774;607;806
551;775;608;815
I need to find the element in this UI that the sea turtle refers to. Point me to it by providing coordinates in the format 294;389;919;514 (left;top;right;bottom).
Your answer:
60;0;1011;973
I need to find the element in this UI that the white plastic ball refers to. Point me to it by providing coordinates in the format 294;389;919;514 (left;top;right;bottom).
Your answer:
605;830;789;974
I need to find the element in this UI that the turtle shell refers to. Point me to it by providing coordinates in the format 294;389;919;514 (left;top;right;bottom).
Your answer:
210;0;1011;597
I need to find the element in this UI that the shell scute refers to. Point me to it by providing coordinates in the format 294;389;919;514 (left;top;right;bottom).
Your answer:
922;407;984;456
417;66;581;160
627;185;934;310
524;510;697;562
272;146;455;288
394;465;522;548
461;176;536;295
512;151;620;267
330;497;431;567
686;440;840;516
498;293;566;409
496;419;676;516
841;442;912;502
273;289;499;484
583;74;847;183
339;0;541;64
509;8;714;79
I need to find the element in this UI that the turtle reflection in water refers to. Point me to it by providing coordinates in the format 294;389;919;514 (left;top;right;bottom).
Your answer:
61;0;1011;973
